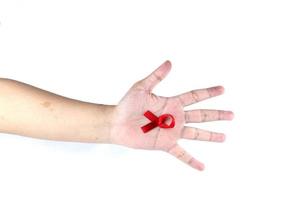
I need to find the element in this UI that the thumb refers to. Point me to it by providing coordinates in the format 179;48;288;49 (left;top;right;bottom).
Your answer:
138;60;172;91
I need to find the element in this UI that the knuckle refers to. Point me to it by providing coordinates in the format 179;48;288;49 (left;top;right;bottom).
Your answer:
190;90;199;102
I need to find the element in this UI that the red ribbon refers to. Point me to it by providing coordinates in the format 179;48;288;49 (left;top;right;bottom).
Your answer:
141;110;175;133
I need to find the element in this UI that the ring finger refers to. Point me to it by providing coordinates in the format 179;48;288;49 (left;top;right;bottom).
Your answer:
181;126;226;142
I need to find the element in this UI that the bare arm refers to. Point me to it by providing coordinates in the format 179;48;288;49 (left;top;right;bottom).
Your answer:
0;78;114;143
0;61;233;171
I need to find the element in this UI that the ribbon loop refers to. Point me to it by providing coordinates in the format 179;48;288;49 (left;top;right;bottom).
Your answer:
141;110;175;133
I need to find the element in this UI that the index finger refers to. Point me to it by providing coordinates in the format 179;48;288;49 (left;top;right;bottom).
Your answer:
174;86;224;107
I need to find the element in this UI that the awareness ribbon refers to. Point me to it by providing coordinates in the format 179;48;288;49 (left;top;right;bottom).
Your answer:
141;110;175;133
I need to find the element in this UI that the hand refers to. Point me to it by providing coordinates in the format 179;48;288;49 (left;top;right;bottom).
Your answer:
109;61;234;171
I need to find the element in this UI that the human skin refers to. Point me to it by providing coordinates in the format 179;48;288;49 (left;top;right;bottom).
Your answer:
0;61;233;171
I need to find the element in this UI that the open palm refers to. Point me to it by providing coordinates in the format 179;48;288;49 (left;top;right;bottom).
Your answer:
110;61;233;171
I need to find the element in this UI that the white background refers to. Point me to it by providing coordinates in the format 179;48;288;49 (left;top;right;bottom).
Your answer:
0;0;299;199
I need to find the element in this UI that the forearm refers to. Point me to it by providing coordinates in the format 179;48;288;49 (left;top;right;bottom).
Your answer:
0;78;115;143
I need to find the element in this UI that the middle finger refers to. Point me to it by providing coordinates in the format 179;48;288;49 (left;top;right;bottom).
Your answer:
184;109;234;123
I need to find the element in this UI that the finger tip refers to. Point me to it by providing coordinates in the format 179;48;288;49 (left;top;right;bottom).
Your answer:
161;60;172;73
219;133;226;142
193;162;205;171
228;111;235;120
216;85;225;94
165;60;172;66
190;159;205;171
198;163;205;171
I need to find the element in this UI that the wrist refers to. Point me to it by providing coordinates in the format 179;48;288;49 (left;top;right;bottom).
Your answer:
95;104;116;144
